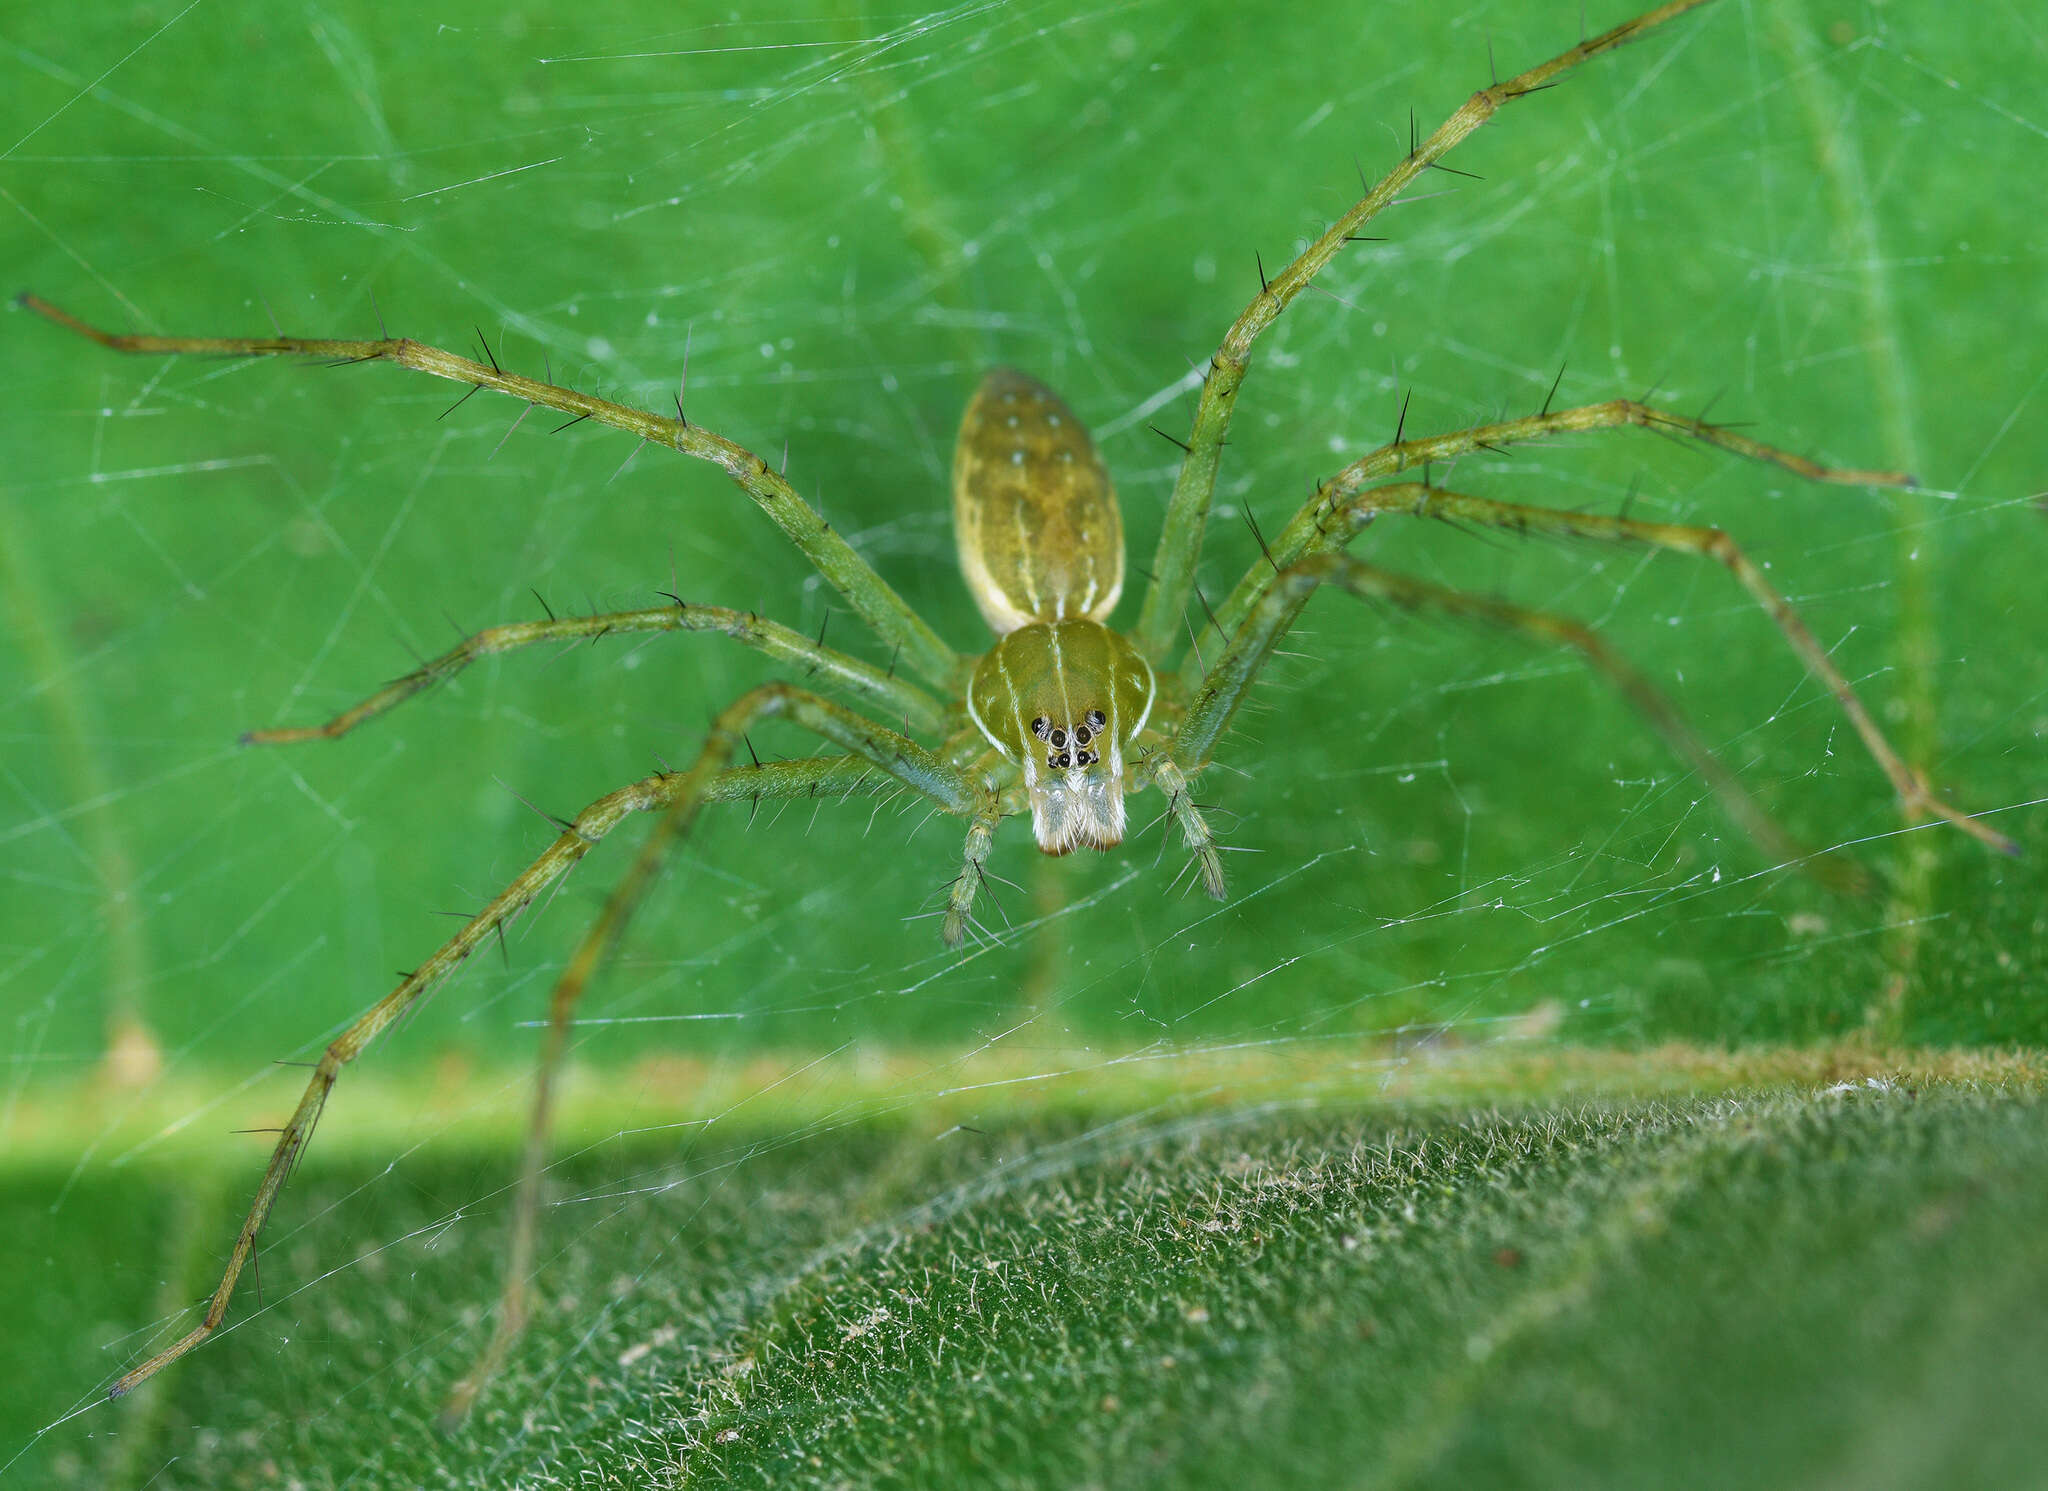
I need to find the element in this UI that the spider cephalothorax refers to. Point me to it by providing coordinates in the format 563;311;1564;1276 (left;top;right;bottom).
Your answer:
968;616;1155;853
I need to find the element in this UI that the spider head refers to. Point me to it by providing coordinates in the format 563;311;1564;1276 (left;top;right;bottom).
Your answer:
1026;708;1125;853
966;620;1157;859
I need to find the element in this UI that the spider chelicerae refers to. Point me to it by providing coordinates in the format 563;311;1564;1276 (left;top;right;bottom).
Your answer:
23;0;2012;1421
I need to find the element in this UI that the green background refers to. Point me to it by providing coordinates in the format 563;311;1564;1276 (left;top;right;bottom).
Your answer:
2;0;2043;1483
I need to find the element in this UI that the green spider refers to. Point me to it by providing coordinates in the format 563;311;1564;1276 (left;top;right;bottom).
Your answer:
21;0;2009;1423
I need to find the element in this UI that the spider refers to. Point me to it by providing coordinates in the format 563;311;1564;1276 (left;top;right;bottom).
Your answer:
21;0;2012;1422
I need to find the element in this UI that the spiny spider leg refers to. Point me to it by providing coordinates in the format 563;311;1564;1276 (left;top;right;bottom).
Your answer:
1207;471;2017;857
1362;489;2012;854
1197;396;1917;660
1174;548;1869;892
445;698;994;1422
1353;397;1914;490
244;600;946;746
1133;0;1718;659
942;793;1009;949
109;684;990;1407
1130;741;1227;900
16;292;964;689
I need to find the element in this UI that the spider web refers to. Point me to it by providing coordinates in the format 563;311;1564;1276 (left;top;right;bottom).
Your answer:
3;0;2043;1482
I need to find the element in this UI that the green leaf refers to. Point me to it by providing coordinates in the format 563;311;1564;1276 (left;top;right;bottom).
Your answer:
3;0;2042;1482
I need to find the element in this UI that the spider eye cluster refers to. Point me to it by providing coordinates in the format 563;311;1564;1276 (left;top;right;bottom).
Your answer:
1031;709;1108;770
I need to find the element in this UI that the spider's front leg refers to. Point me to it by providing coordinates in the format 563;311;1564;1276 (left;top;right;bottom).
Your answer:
1132;0;1720;660
17;292;965;690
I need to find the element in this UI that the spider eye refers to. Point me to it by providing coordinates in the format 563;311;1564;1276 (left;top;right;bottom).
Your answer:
1050;728;1067;748
1085;709;1106;730
1031;716;1051;739
1055;751;1072;769
1074;725;1092;746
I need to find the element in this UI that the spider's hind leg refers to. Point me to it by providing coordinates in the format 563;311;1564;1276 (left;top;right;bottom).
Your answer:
1177;550;1867;892
436;690;989;1423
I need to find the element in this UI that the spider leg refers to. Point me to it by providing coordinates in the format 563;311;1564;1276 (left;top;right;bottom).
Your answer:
942;800;1006;949
1210;475;2015;857
244;599;946;745
1131;0;1717;661
107;687;987;1409
1132;735;1226;900
939;750;1018;948
17;293;964;690
1351;397;1912;491
444;694;990;1422
1200;399;1916;659
1172;551;1864;895
1384;488;2009;853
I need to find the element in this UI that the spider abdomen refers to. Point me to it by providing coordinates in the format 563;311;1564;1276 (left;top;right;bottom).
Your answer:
966;619;1154;855
952;368;1124;635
